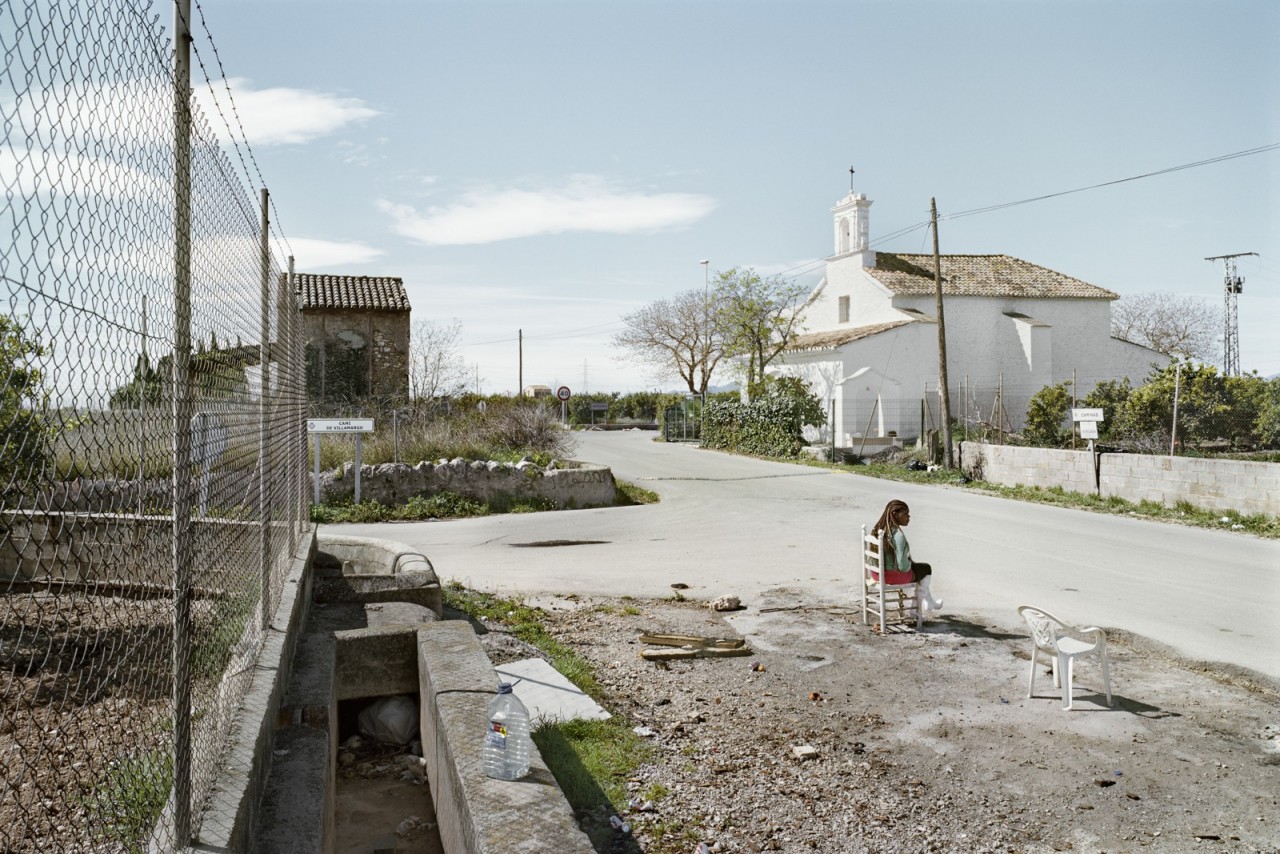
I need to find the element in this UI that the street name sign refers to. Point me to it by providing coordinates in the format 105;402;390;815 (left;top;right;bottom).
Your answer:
307;418;375;433
1071;408;1104;423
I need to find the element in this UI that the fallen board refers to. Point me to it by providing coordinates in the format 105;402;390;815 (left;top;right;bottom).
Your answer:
639;646;754;661
638;632;746;649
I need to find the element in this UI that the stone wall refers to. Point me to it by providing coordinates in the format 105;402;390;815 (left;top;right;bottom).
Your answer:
304;308;409;401
958;442;1279;516
317;458;619;510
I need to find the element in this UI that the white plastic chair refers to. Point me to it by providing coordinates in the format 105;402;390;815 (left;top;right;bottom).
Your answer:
1018;605;1113;710
860;525;922;632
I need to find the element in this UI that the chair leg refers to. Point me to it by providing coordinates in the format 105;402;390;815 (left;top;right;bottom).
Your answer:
1099;650;1113;708
1026;647;1038;699
1059;652;1074;711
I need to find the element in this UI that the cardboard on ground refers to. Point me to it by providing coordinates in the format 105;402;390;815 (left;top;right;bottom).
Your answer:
494;658;611;725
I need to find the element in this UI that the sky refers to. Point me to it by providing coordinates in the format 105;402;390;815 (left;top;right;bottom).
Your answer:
189;0;1279;394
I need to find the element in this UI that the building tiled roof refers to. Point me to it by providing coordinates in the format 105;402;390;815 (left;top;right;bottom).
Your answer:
870;253;1118;300
290;274;412;311
786;320;915;352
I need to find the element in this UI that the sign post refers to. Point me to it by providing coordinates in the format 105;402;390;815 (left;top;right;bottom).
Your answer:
556;386;571;425
1071;408;1105;493
307;419;376;504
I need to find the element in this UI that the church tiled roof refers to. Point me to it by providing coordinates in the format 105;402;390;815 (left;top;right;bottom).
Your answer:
290;274;412;311
870;253;1118;300
786;320;916;352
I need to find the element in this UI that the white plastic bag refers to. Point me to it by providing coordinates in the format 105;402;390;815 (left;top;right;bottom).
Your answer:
357;695;419;746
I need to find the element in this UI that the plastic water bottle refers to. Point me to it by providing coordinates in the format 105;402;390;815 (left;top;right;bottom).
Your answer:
482;682;532;780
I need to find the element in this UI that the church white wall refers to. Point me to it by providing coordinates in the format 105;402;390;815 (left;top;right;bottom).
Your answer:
805;260;902;332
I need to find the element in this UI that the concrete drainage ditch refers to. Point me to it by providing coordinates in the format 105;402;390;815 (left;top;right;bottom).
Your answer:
194;531;592;853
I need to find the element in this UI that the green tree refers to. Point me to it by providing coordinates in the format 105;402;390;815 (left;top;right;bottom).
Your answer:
1023;382;1071;446
713;267;809;399
1116;361;1227;451
1254;377;1280;447
0;316;51;487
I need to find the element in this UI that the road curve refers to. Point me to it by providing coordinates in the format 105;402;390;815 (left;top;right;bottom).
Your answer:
337;430;1280;682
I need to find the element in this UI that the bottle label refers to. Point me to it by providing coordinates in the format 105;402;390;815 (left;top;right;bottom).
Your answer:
486;720;508;749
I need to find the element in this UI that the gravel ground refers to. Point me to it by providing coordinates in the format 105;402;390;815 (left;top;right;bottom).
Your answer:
480;589;1279;854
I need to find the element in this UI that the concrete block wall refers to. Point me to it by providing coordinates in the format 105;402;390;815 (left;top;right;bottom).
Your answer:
959;444;1095;496
958;442;1279;516
1099;454;1280;516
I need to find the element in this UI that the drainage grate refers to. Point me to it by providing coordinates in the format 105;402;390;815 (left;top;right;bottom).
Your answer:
508;540;610;548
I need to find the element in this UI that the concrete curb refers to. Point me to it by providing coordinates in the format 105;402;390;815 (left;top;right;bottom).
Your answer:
417;622;593;854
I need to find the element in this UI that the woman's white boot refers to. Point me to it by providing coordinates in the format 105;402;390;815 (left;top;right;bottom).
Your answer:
918;576;944;611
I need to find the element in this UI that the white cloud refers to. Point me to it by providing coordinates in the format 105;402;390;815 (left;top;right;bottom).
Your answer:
0;147;166;201
194;78;380;146
377;176;716;246
285;237;384;269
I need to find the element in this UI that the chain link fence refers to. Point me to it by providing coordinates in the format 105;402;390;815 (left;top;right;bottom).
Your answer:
2;2;309;850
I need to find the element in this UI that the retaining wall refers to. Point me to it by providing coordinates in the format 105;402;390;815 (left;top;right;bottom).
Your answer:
316;458;618;509
957;442;1280;516
0;513;267;587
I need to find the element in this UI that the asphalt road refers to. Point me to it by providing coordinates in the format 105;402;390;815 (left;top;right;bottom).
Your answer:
337;430;1280;682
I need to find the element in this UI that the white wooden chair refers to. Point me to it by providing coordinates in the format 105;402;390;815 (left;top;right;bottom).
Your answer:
1018;605;1113;710
860;525;922;632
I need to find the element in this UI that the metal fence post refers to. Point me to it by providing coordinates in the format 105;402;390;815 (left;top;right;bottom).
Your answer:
171;0;194;841
281;256;298;557
259;188;272;630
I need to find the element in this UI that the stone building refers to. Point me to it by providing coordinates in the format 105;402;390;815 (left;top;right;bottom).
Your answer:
291;273;411;404
773;192;1168;441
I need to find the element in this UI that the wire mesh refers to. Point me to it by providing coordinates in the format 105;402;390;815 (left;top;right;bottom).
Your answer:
2;2;308;850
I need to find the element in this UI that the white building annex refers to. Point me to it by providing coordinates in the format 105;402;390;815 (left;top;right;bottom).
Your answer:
774;193;1168;445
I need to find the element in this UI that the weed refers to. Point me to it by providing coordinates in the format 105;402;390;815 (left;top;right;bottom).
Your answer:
85;750;172;850
619;605;643;617
615;480;660;505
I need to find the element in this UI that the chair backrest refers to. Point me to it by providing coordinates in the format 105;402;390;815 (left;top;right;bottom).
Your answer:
1018;605;1062;652
861;525;884;580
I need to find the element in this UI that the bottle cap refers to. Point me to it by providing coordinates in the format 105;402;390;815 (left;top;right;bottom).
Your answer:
496;682;513;694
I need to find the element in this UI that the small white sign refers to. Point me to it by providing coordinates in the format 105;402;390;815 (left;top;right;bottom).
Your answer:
1079;421;1099;439
1071;407;1104;423
307;418;375;433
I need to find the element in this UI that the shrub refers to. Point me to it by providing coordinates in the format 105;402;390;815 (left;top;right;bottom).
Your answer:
701;378;823;458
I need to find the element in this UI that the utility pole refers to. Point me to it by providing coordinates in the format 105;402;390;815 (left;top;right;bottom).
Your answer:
930;198;955;468
1204;252;1256;377
518;329;523;395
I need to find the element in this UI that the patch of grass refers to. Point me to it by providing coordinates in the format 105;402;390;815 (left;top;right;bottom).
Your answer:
620;605;643;617
504;496;559;514
441;583;602;698
615;479;660;505
533;717;655;809
310;491;491;523
86;750;172;850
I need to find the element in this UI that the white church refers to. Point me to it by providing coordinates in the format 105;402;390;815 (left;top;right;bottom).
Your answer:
774;192;1168;445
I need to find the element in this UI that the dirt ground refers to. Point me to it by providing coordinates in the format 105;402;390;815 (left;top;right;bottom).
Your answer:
483;588;1280;854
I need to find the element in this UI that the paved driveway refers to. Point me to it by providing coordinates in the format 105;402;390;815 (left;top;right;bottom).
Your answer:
337;430;1280;682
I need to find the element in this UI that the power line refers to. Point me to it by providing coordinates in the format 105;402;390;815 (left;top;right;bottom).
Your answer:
942;142;1280;221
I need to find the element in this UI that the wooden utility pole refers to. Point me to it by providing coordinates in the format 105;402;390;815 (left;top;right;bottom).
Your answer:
930;199;955;468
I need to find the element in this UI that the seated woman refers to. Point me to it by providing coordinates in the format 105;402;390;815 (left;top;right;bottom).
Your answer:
870;499;943;611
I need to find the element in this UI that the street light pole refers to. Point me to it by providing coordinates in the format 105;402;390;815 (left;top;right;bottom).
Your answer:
699;259;710;401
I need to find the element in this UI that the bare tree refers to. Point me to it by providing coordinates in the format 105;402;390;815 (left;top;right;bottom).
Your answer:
613;290;725;394
714;267;810;397
1112;293;1218;360
409;318;470;400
